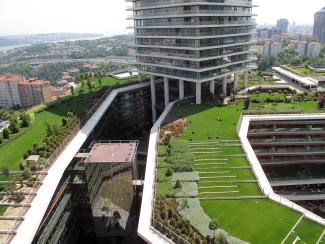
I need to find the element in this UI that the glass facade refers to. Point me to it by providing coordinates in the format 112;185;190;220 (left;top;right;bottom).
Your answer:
128;0;255;82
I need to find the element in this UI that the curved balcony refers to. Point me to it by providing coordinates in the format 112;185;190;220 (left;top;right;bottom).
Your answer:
132;19;256;28
128;10;254;19
127;0;253;10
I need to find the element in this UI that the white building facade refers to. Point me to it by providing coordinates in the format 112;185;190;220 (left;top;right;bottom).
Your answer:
0;75;23;109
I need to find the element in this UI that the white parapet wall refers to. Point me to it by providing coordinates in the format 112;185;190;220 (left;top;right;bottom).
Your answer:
11;82;150;244
239;114;325;226
137;101;177;244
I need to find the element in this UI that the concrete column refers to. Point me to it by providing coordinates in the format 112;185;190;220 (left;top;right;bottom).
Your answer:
179;79;184;100
222;77;227;96
164;77;169;107
233;73;238;92
209;80;215;95
150;75;156;123
244;71;249;87
196;82;201;105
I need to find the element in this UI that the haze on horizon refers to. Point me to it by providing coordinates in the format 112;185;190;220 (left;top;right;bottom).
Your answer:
0;0;324;36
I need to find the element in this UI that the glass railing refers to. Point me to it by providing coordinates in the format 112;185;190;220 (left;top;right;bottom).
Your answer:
135;29;253;37
129;9;253;18
134;19;255;27
129;0;252;9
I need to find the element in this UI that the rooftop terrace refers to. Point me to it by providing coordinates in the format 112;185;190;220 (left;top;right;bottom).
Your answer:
148;101;325;243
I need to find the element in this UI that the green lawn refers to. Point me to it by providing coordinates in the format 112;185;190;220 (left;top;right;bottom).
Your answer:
176;103;243;141
171;103;325;242
201;199;301;244
284;218;325;244
283;65;325;77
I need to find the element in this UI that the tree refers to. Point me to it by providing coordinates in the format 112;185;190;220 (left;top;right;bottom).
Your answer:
2;128;10;139
244;98;250;110
1;167;10;177
98;78;103;87
290;56;302;66
209;219;219;237
71;86;75;96
165;168;172;177
9;119;20;133
87;80;92;90
23;167;32;179
258;56;270;71
174;179;182;189
20;113;31;127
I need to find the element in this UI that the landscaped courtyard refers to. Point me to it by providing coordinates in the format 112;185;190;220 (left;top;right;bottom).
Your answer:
156;101;325;243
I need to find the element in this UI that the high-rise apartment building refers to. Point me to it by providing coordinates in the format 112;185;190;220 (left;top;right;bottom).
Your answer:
277;18;289;33
306;42;321;57
127;0;255;114
263;41;282;56
0;75;52;109
0;75;23;109
18;79;52;108
297;41;321;57
313;7;325;44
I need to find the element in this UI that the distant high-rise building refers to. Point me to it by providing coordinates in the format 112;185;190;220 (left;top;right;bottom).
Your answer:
313;7;325;44
277;18;289;33
297;42;308;56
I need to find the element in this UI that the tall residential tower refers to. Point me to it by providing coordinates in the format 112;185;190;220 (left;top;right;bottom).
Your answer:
127;0;255;119
313;7;325;44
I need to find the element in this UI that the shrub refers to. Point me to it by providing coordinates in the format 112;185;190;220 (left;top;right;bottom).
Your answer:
23;167;32;180
2;128;10;139
165;168;172;177
166;140;194;172
174;180;182;189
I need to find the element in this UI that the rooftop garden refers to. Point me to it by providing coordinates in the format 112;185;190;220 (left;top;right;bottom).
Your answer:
155;100;325;243
281;65;325;77
0;74;139;217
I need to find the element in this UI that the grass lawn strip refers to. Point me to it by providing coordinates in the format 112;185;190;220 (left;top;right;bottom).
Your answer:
283;218;325;244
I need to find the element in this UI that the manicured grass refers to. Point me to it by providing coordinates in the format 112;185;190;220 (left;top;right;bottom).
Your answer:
283;65;325;77
198;182;261;197
250;100;320;113
201;199;301;244
172;103;325;242
176;103;243;141
284;218;325;244
0;111;62;170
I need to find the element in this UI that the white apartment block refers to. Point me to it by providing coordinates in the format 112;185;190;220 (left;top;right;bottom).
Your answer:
263;41;282;56
307;42;321;57
0;75;22;109
297;42;307;56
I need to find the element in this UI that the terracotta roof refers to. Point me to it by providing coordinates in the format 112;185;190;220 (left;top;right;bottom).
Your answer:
20;79;50;85
0;75;24;82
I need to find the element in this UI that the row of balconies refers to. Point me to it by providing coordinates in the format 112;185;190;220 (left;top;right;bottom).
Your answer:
129;8;253;19
132;18;255;28
137;53;249;70
127;0;253;10
134;26;252;37
136;45;249;59
137;61;250;79
134;36;251;48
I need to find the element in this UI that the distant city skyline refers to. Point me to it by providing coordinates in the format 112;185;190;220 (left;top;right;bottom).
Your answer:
0;0;324;36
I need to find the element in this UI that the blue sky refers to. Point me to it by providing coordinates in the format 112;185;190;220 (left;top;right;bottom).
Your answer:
0;0;323;36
